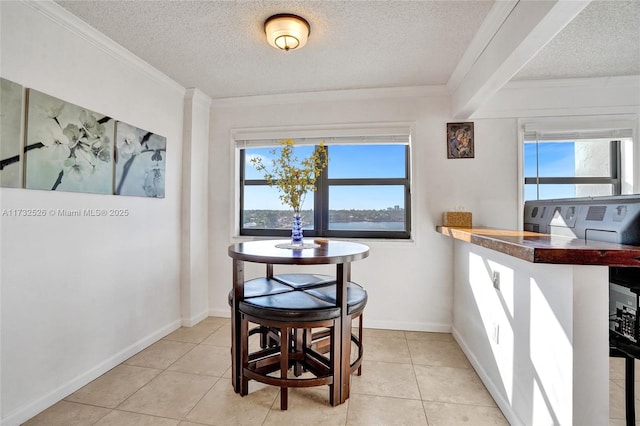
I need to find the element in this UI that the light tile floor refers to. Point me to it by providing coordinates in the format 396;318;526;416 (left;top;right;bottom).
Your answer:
22;316;631;425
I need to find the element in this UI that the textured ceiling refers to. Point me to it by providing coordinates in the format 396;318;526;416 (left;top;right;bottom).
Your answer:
513;0;640;81
55;0;640;100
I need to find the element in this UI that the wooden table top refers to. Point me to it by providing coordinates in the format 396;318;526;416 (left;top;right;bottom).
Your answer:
228;239;370;265
436;226;640;267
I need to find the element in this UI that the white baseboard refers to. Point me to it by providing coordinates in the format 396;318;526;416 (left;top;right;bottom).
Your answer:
181;309;211;327
1;319;181;426
451;325;524;426
209;308;231;318
364;319;451;333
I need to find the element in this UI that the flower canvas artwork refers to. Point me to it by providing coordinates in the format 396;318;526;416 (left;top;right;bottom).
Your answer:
115;121;166;198
24;89;115;194
0;78;24;188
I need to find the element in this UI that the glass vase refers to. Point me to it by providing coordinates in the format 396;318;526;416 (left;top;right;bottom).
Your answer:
291;211;303;247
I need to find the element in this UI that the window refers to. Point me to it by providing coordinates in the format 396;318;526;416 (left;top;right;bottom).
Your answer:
524;137;622;201
521;116;637;202
240;138;411;239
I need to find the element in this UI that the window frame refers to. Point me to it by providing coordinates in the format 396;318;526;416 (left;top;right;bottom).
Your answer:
523;139;622;200
517;115;637;229
239;143;412;240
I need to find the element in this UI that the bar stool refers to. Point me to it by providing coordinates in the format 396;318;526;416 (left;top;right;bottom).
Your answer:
304;281;368;375
275;274;367;374
238;290;342;410
227;277;295;349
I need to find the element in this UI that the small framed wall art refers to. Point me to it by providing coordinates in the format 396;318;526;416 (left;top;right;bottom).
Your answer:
447;122;474;159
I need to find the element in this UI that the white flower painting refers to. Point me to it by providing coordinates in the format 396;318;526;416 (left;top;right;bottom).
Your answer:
115;121;166;198
24;89;114;194
0;78;24;188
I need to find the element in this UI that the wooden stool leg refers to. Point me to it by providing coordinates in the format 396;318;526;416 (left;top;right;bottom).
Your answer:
329;319;340;406
259;325;268;349
280;325;290;410
294;328;304;376
357;313;363;376
240;314;249;395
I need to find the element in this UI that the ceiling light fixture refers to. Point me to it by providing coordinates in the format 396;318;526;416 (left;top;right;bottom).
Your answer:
264;14;310;51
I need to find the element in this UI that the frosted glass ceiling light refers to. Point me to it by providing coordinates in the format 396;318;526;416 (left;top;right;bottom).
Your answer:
264;14;310;51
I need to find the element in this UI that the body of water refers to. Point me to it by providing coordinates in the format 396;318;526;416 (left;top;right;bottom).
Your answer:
328;221;404;230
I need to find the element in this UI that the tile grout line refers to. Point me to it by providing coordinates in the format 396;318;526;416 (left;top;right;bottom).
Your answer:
170;328;224;423
404;331;432;425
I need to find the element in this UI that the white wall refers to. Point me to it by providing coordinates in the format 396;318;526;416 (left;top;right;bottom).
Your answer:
180;89;211;326
207;90;519;331
0;2;186;424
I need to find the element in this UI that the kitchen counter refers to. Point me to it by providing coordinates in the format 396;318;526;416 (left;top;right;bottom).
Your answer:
436;225;640;266
437;225;627;425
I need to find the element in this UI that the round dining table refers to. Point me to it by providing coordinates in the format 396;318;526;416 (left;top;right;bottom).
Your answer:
228;239;369;405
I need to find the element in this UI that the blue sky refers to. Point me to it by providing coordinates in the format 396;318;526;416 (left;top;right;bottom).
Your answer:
524;141;576;200
524;142;575;177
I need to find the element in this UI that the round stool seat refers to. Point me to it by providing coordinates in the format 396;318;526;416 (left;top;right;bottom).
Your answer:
273;273;335;289
228;277;294;306
304;282;368;315
239;290;341;323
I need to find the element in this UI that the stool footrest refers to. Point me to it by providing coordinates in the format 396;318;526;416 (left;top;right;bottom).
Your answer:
244;368;334;388
248;347;280;363
246;347;333;378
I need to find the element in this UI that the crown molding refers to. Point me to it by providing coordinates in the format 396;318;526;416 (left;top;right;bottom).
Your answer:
185;88;212;106
209;85;448;108
23;0;185;96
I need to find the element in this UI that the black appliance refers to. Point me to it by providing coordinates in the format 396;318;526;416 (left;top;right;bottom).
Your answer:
524;195;640;349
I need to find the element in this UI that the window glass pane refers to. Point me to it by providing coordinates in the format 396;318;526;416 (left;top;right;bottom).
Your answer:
328;186;405;231
534;184;612;200
574;139;611;177
328;145;405;178
244;146;317;180
536;142;575;177
524;184;538;201
523;143;537;177
524;140;612;178
537;184;576;200
523;137;618;201
243;185;314;229
574;184;613;198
